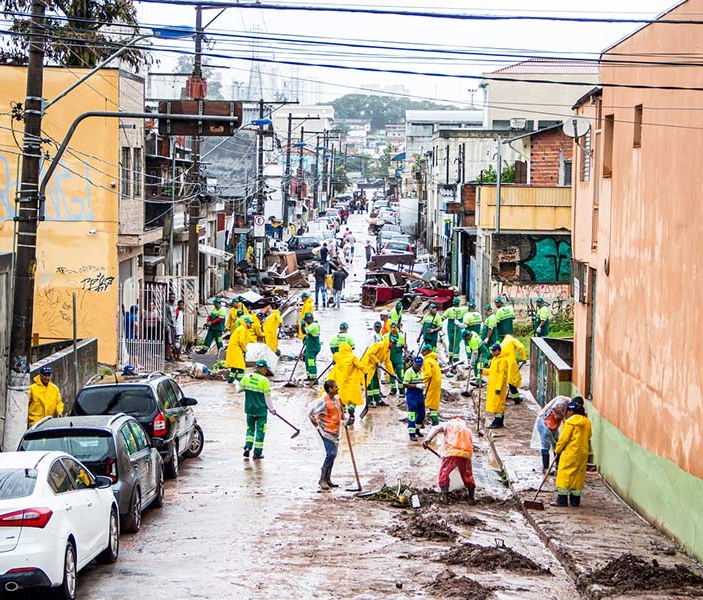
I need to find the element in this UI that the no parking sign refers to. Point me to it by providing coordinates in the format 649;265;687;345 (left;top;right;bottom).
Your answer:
254;214;265;237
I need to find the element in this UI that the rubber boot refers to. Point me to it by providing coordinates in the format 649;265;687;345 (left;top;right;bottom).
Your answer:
466;485;476;505
550;494;568;507
325;468;339;488
318;469;330;491
487;416;504;429
569;493;581;507
439;486;449;504
541;452;550;473
345;408;355;427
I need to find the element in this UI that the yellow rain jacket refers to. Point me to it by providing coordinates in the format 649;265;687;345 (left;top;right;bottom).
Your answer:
328;343;365;407
421;351;442;411
555;414;592;491
298;298;315;339
500;334;526;387
28;375;64;427
225;323;249;370
361;338;395;381
225;303;249;332
263;309;282;353
248;313;265;344
485;354;509;414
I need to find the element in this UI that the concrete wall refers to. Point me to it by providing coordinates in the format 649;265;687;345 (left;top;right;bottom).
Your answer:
570;0;703;562
529;128;573;186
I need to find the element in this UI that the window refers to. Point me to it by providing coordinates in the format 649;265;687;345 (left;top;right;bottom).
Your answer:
603;114;614;178
61;458;93;490
562;160;573;186
167;380;184;405
48;461;73;494
633;105;643;148
120;424;140;455
157;381;178;409
128;421;150;450
121;147;131;197
0;469;37;499
133;147;142;197
580;130;591;182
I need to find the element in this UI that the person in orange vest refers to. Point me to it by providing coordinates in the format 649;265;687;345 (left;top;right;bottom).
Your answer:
308;379;344;492
423;416;476;504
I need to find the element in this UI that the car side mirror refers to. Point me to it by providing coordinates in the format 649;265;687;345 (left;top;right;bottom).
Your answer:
94;475;113;489
182;397;198;406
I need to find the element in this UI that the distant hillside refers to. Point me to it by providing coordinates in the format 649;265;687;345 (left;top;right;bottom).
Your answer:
327;94;458;132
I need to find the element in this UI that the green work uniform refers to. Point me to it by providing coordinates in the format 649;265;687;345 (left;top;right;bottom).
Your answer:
385;331;406;394
304;321;321;379
443;306;468;362
241;372;272;458
203;306;227;350
534;306;550;337
462;310;483;335
389;306;403;328
464;330;491;378
481;313;498;347
495;305;515;338
420;313;443;351
330;332;355;355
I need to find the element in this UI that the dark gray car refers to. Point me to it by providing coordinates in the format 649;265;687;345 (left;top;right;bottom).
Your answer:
19;414;164;533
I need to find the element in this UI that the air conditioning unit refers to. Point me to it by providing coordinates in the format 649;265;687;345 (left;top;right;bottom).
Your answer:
510;117;527;130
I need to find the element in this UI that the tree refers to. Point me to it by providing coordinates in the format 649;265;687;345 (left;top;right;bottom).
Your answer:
378;143;394;177
477;163;516;184
333;165;350;193
1;0;147;69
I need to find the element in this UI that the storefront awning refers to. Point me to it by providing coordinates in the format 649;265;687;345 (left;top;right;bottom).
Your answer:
198;243;233;261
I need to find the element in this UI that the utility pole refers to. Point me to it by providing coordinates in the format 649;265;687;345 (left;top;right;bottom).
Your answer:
296;126;305;213
256;98;265;214
495;134;502;234
312;133;320;211
187;3;203;278
282;112;292;229
5;0;46;450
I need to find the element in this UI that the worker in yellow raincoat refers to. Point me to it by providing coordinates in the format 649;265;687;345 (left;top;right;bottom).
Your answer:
420;344;442;426
360;336;396;407
28;366;64;427
225;298;249;332
226;317;251;383
263;306;282;355
553;401;592;507
328;342;365;425
485;343;509;429
247;311;265;344
500;334;526;404
298;292;314;339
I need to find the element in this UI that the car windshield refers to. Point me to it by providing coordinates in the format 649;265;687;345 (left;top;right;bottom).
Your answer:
382;225;401;233
75;385;154;417
392;236;412;243
0;469;38;499
385;242;409;251
21;431;114;464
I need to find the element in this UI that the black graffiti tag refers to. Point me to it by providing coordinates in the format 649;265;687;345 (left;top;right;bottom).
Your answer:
81;273;115;292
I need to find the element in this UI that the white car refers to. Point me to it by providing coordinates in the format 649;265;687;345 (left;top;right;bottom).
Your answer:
0;451;119;599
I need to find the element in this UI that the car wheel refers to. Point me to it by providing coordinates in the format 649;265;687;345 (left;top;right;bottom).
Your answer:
165;443;179;479
97;508;120;564
52;541;77;600
183;424;204;459
123;488;142;533
152;465;165;508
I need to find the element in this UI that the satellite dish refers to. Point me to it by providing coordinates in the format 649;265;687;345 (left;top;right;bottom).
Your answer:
562;117;591;138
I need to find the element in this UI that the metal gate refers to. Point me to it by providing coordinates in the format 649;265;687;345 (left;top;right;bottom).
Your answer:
155;276;198;346
119;281;167;373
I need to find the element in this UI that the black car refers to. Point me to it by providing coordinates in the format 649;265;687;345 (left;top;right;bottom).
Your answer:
19;414;164;533
287;235;322;261
73;372;204;480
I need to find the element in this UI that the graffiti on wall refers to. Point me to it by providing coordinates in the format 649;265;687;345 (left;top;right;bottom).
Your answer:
492;234;572;284
491;282;573;321
0;156;94;222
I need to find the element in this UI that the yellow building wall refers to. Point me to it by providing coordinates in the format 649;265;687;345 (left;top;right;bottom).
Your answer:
0;67;120;364
478;186;572;231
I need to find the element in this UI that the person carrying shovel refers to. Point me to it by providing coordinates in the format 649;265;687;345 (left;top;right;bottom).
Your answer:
552;401;592;507
309;379;344;491
240;359;276;460
423;416;476;504
326;342;365;426
421;344;442;426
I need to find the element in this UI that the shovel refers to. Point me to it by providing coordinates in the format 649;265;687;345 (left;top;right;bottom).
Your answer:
522;455;558;510
272;412;301;438
306;360;334;388
422;442;442;459
284;341;305;388
344;424;362;492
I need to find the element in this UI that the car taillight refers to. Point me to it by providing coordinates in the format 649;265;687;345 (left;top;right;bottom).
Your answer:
0;508;53;529
106;458;118;483
297;243;302;249
153;412;167;437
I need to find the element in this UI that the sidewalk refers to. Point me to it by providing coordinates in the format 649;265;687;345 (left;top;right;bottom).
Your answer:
478;380;703;599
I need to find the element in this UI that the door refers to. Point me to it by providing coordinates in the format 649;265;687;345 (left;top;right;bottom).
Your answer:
128;421;157;503
168;380;195;451
120;423;150;507
59;458;103;562
157;380;184;452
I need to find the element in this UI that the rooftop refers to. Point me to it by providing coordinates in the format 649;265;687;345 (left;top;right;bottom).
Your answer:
487;58;599;75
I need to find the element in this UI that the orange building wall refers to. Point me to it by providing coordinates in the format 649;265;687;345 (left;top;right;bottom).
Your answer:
595;5;703;479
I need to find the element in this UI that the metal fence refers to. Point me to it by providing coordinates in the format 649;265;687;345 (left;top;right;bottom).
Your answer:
156;276;198;345
119;281;166;373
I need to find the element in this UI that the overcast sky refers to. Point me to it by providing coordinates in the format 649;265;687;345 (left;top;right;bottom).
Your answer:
138;0;679;105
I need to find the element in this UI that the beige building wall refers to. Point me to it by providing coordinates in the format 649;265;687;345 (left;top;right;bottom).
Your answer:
0;67;121;363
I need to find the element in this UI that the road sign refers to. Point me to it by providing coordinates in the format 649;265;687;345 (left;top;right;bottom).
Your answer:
253;215;265;237
157;100;242;136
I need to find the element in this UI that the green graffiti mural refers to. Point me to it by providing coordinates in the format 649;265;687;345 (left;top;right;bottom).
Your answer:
492;234;572;284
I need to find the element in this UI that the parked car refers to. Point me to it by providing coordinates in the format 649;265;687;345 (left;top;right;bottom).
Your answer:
307;228;335;244
73;372;204;480
380;240;414;255
0;450;119;598
322;208;342;225
378;208;398;224
376;227;399;252
19;414;165;533
390;234;416;254
287;235;322;261
317;215;339;233
380;223;402;235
